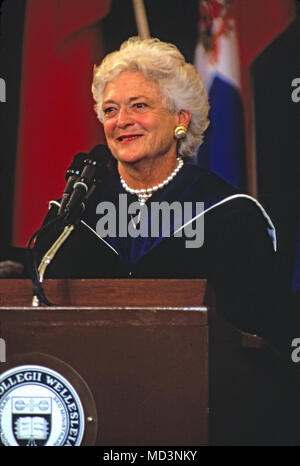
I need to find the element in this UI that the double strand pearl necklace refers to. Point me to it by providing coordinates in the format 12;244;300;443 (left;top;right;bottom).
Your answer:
120;157;184;206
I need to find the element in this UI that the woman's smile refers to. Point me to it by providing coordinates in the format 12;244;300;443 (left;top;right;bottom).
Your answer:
116;134;143;143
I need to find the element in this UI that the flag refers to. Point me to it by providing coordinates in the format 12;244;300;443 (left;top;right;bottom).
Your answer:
194;0;245;190
194;0;296;193
13;0;110;247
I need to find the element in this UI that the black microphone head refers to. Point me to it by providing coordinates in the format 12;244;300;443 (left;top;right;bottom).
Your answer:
85;144;114;183
61;145;114;223
87;144;112;164
65;152;87;181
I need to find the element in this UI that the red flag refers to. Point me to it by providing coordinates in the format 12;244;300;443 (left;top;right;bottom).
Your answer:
231;0;296;66
13;0;110;246
232;0;296;195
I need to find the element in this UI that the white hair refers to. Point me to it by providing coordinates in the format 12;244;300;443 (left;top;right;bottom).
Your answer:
92;37;210;158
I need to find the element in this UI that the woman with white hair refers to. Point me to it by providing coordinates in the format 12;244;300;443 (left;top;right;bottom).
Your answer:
92;36;209;162
34;37;284;347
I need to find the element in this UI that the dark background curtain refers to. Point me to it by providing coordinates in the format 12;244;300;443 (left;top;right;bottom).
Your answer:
0;0;26;248
253;5;300;305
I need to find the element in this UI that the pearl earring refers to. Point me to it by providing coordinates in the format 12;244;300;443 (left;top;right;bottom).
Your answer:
174;125;187;139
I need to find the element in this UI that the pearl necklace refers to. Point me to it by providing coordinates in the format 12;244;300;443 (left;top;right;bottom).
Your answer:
120;157;184;205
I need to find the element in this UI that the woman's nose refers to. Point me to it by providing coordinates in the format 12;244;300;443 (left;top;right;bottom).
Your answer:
117;106;133;127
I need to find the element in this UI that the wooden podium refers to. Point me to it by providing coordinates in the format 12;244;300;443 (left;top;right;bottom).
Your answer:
0;279;300;446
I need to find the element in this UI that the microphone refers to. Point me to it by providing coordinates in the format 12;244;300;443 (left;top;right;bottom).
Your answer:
63;144;112;223
57;152;87;216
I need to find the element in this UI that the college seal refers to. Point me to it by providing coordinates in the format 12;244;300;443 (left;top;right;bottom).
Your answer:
0;365;85;446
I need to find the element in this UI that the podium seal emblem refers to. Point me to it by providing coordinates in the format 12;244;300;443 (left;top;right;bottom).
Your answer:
0;365;85;446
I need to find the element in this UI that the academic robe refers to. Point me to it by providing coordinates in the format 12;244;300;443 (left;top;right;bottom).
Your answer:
32;158;285;350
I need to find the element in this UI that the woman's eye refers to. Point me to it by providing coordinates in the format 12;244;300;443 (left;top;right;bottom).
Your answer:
103;107;116;115
134;103;147;109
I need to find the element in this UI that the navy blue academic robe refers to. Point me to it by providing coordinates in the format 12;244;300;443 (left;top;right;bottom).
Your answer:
32;161;283;348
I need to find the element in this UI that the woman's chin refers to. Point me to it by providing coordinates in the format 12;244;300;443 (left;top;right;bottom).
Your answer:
116;152;145;165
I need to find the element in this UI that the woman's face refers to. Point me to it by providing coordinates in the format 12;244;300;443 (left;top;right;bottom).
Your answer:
102;70;181;166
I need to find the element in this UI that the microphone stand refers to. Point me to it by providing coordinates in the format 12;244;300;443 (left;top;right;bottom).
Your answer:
31;223;75;307
30;189;90;307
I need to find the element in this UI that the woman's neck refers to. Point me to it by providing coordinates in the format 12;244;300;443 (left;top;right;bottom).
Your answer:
117;154;179;190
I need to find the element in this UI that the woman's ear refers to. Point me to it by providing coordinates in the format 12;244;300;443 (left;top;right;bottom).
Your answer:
177;109;191;128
